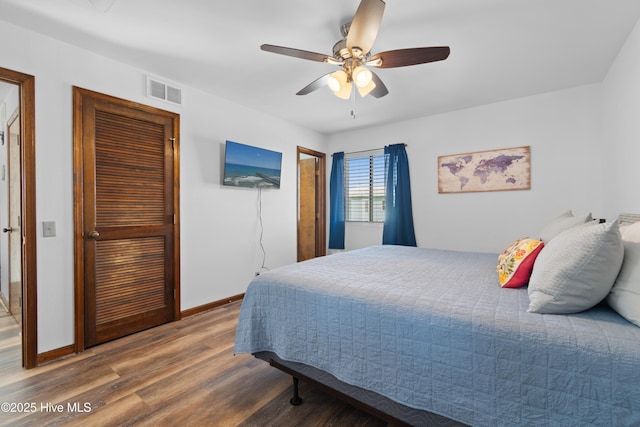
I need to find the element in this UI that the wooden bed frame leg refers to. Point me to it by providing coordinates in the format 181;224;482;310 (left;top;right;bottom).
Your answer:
290;376;303;406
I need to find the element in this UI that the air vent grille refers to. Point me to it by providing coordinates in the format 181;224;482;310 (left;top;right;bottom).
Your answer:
146;76;183;106
166;85;182;104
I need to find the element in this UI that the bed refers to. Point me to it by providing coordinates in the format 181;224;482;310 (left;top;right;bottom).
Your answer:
234;215;640;426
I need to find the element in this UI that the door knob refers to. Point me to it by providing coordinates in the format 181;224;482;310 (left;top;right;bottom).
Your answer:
2;227;13;233
88;230;100;238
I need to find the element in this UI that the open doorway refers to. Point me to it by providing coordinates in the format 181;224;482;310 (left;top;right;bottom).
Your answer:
297;146;326;262
2;90;22;330
0;67;37;369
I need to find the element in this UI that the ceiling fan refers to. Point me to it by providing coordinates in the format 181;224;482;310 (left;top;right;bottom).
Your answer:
261;0;450;100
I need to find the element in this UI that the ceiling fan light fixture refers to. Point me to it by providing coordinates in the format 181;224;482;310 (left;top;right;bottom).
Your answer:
327;70;346;91
261;0;450;101
327;76;340;92
352;66;373;87
328;70;352;99
357;80;376;97
334;81;353;100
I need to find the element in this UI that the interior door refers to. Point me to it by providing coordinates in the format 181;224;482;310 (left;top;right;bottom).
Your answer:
297;147;326;262
5;109;22;328
74;87;180;348
298;155;317;261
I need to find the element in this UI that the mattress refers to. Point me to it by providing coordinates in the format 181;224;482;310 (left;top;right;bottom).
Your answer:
234;245;640;426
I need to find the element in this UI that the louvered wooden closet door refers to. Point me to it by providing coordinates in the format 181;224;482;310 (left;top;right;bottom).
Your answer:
78;89;178;347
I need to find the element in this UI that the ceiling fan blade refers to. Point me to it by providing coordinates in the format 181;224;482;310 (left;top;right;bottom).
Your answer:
369;71;389;98
261;44;330;63
296;73;331;95
370;46;450;68
346;0;385;56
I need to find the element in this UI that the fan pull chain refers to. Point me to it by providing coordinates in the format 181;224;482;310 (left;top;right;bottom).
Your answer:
350;84;357;119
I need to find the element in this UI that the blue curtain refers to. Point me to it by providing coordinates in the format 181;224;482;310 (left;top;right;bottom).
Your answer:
329;152;345;249
382;144;416;246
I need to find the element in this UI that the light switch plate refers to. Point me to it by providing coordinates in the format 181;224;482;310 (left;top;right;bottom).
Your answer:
43;221;56;238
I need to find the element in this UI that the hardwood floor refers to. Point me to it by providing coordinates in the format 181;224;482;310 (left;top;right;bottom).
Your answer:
0;302;386;426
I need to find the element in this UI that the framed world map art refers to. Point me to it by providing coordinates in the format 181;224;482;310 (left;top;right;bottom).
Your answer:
438;146;531;193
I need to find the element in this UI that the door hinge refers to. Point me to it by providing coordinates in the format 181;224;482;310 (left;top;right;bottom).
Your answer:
169;137;176;149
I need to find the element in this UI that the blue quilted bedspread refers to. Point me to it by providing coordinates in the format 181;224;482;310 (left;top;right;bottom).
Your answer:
234;245;640;426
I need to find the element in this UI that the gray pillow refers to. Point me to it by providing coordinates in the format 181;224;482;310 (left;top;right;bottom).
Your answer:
607;222;640;326
538;210;592;243
528;220;623;314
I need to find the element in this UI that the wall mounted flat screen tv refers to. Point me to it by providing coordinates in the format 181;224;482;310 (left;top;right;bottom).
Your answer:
223;140;282;189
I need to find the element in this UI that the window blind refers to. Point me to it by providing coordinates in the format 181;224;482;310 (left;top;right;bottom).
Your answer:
345;152;386;222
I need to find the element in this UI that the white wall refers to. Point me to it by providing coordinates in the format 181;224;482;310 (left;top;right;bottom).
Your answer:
602;17;640;218
327;84;604;253
0;22;324;353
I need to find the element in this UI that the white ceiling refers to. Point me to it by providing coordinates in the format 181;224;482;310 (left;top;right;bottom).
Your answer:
1;0;640;135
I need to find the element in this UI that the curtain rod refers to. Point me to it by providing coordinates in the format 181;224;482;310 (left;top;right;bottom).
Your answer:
331;143;407;156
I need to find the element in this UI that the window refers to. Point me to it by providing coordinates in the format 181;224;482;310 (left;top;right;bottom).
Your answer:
345;152;386;222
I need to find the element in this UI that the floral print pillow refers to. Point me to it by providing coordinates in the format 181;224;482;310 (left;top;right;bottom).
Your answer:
497;238;544;288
